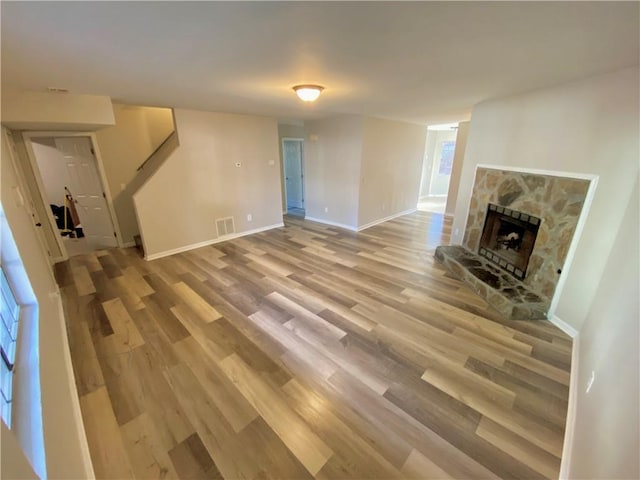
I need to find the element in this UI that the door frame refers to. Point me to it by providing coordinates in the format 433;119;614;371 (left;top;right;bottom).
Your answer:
281;137;305;211
21;131;124;261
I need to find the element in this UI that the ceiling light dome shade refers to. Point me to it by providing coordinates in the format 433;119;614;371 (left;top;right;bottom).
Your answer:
293;84;324;102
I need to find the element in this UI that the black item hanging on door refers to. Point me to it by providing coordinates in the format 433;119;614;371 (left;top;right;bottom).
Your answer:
64;187;85;238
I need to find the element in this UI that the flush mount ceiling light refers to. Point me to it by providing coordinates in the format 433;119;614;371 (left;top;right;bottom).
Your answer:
293;84;324;102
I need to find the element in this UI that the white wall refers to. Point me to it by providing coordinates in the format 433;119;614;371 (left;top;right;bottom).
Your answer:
95;104;174;244
304;116;363;229
452;66;639;331
1;128;93;479
566;177;639;479
2;90;115;131
133;109;283;258
1;421;37;479
359;117;427;227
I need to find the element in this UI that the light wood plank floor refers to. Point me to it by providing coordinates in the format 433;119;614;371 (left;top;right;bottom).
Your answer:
56;211;571;479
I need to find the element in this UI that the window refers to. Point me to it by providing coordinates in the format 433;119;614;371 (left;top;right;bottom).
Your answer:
438;141;456;175
0;267;19;426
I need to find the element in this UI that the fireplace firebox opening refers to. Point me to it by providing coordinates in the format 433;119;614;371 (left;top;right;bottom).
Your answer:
478;204;540;280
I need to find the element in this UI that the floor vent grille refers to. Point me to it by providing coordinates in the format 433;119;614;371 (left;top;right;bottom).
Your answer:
216;216;235;237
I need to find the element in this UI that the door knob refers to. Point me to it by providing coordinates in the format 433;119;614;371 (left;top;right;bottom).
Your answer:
35;223;42;227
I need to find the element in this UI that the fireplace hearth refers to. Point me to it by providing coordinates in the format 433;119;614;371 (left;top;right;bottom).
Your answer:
478;204;540;280
434;166;591;320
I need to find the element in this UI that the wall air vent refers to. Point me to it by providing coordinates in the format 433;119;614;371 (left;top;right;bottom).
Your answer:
216;216;235;238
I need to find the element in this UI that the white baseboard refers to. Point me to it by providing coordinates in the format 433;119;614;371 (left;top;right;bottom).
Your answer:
122;241;136;248
357;208;417;232
303;216;358;232
559;332;580;479
144;223;285;261
549;315;579;338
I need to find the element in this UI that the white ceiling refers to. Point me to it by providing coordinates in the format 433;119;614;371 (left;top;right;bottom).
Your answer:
1;2;638;125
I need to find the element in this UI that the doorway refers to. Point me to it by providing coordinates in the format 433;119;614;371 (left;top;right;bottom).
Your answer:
417;124;458;214
23;133;120;257
282;138;305;217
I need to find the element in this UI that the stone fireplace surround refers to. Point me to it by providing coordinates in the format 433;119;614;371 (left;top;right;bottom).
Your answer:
436;166;591;320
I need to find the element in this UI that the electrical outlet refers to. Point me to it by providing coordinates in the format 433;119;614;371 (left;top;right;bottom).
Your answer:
586;371;595;393
247;214;252;222
324;207;329;213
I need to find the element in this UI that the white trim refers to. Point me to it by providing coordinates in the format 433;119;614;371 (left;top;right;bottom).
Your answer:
144;223;285;261
548;175;598;316
559;332;580;479
549;314;578;338
357;208;417;232
53;290;96;480
476;163;600;181
122;241;136;248
303;216;358;232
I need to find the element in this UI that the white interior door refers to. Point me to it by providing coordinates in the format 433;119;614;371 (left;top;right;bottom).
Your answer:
53;137;118;249
283;139;304;209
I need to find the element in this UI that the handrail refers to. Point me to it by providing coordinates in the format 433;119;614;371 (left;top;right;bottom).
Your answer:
136;131;176;171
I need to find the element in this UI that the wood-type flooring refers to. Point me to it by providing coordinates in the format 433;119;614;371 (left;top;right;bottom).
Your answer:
56;211;572;479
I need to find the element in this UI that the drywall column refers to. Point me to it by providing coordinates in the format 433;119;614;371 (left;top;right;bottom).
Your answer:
445;121;469;216
358;117;427;228
304;116;363;230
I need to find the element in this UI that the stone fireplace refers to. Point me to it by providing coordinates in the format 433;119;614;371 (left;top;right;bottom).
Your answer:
436;166;591;320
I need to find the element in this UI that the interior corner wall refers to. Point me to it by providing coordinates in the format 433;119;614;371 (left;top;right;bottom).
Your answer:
133;109;283;258
445;121;469;216
358;117;427;227
94;104;174;244
277;123;305;211
452;66;639;331
566;177;639;480
304;116;363;229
